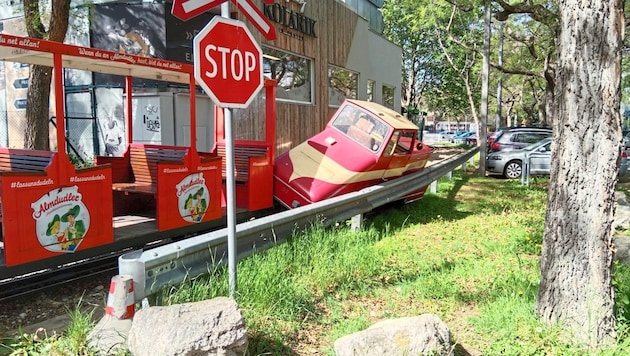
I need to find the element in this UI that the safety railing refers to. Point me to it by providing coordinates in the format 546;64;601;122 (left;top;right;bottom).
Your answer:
119;146;480;301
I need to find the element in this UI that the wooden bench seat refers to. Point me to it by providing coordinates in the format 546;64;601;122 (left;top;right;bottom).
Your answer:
0;149;54;223
216;143;268;183
0;149;53;173
112;144;187;195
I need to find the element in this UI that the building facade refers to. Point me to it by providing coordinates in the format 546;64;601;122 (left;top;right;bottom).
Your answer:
0;0;402;157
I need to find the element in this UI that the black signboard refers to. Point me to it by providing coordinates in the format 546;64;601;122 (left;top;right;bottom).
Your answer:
12;78;28;89
91;3;166;87
14;98;27;110
165;3;215;64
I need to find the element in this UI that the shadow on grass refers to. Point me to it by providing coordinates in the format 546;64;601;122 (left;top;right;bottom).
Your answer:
368;171;473;230
246;332;300;356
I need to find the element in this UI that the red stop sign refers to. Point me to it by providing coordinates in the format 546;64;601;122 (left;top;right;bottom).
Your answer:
193;17;263;108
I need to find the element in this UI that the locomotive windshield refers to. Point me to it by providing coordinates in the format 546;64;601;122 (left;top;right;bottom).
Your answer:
332;106;389;152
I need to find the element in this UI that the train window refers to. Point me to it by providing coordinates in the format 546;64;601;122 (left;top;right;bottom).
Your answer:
395;130;415;154
332;106;360;134
333;107;388;152
384;131;400;156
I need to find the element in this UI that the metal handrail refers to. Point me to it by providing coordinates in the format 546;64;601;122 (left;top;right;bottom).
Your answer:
119;147;479;301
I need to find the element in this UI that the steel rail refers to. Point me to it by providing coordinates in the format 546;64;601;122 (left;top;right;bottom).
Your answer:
119;147;480;301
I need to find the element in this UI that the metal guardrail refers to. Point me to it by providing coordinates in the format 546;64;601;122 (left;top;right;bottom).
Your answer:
119;147;480;301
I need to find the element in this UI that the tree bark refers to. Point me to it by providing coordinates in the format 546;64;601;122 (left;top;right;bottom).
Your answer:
536;0;623;347
24;67;53;150
23;0;70;150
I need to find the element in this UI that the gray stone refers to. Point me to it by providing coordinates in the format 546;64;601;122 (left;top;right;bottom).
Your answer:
334;313;452;356
127;297;248;356
87;315;133;356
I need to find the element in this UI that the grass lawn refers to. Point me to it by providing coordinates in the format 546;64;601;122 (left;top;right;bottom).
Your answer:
5;168;630;355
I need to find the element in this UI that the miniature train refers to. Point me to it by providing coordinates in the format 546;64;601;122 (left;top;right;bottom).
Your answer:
0;34;432;280
274;99;434;208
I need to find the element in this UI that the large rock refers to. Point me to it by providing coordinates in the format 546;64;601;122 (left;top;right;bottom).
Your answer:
334;314;452;356
127;297;248;356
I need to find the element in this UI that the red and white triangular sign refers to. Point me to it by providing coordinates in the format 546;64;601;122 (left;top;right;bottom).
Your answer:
231;0;276;40
171;0;227;21
172;0;277;40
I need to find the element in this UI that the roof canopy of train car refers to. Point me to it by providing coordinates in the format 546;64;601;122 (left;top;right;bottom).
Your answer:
0;34;192;84
346;99;418;131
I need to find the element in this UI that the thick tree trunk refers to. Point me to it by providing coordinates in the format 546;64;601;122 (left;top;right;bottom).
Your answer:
22;0;70;150
536;0;623;348
24;66;53;150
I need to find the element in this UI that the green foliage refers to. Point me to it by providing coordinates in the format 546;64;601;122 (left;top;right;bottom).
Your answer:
68;153;94;169
383;0;562;127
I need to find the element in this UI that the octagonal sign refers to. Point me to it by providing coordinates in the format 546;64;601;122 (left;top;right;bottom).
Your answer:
193;17;263;108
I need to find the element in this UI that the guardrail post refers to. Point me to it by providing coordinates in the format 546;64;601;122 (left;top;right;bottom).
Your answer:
430;180;437;193
461;161;467;172
351;213;363;232
521;154;530;186
446;170;452;180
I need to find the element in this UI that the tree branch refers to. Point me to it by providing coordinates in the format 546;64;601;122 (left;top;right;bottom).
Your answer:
494;0;557;32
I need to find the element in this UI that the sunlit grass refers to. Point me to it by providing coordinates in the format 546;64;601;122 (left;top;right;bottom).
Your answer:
7;170;630;355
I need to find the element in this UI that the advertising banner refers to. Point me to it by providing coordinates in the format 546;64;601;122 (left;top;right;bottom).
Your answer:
156;159;223;231
1;156;113;266
91;3;166;87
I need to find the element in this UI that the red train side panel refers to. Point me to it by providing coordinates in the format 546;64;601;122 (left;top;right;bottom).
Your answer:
2;154;113;266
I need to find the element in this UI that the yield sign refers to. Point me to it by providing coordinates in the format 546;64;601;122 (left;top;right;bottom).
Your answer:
172;0;276;40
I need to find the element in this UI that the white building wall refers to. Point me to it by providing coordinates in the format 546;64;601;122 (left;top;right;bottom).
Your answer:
346;16;402;112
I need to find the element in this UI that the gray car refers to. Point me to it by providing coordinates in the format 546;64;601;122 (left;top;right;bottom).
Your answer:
487;137;629;179
489;127;553;153
486;138;552;179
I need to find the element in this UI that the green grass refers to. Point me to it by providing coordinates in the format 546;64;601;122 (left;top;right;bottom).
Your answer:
6;170;630;355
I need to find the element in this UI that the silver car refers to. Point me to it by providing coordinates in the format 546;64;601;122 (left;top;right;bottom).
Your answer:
486;138;552;179
487;138;629;179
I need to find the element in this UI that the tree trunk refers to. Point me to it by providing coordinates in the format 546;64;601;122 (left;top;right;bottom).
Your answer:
22;0;70;150
536;0;623;348
24;66;53;150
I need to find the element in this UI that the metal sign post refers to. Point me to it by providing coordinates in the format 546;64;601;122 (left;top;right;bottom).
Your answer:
191;0;267;300
220;2;237;300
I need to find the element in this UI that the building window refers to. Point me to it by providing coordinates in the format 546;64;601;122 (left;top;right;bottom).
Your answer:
382;84;395;109
328;65;358;107
367;79;375;102
263;47;312;104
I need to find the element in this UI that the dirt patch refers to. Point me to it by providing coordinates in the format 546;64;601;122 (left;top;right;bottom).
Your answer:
428;146;469;165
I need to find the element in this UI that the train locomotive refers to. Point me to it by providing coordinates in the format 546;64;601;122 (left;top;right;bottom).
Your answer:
274;99;434;208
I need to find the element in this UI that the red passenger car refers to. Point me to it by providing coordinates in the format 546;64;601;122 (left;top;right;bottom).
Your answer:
273;99;434;208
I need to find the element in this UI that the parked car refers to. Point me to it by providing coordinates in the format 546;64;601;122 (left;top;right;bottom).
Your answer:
489;127;553;153
438;131;456;141
487;137;629;179
464;134;478;146
623;131;630;149
487;138;552;178
451;131;475;144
